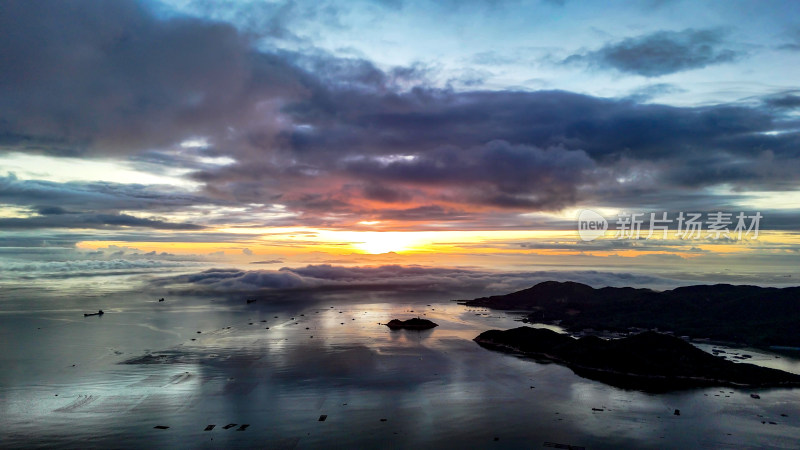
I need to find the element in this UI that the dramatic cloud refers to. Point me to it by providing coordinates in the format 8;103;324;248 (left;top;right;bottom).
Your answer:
566;29;742;77
341;141;596;210
1;0;799;249
0;0;309;156
764;93;800;109
196;86;800;225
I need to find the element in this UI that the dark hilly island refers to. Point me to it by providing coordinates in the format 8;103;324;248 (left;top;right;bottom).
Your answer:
463;281;800;348
385;318;439;330
475;327;800;390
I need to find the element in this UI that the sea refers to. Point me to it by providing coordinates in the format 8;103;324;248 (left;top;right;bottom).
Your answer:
1;279;800;449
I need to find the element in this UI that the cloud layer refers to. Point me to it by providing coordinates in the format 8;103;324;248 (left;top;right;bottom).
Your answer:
0;0;308;156
152;264;687;296
0;0;799;243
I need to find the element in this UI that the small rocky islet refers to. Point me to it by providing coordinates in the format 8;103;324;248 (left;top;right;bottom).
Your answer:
384;318;438;330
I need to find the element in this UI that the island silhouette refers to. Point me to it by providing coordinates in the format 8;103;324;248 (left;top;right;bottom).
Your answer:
385;318;439;330
475;327;800;390
463;281;800;350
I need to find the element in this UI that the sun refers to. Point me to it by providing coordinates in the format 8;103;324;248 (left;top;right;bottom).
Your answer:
353;232;423;254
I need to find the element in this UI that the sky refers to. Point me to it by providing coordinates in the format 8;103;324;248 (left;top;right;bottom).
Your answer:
1;0;800;292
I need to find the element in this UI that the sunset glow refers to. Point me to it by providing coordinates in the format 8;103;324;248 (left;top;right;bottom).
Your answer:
0;0;799;284
4;2;800;448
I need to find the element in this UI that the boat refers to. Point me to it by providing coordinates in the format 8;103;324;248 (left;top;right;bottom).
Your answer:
84;310;104;317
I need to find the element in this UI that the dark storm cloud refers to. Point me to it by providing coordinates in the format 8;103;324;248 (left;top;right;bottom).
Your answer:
0;0;309;156
764;93;800;109
342;141;595;209
280;87;785;161
659;150;800;188
257;86;800;209
181;80;800;220
566;29;742;77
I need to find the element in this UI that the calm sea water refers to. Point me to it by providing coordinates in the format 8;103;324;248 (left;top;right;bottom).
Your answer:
2;289;800;449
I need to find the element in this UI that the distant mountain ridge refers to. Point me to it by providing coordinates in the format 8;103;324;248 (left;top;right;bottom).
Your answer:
463;281;800;348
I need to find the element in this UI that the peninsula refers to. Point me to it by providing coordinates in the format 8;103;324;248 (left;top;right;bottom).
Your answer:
474;327;800;390
462;281;800;349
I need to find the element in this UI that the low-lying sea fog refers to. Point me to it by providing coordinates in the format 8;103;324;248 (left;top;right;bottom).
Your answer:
2;286;800;449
